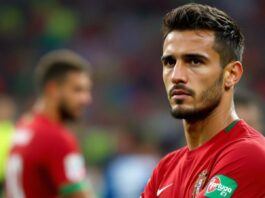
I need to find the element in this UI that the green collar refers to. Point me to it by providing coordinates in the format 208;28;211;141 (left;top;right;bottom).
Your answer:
224;119;240;133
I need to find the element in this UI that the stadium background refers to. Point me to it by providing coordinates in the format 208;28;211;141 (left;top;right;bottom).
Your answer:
0;0;265;197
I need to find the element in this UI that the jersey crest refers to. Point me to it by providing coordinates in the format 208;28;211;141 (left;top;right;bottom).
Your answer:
192;169;208;198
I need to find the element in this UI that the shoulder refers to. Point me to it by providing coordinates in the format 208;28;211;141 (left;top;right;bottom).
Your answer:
204;129;265;196
215;132;265;167
220;120;265;163
151;147;187;182
29;115;78;146
224;121;265;158
211;130;265;184
25;115;79;152
232;120;264;140
45;129;79;155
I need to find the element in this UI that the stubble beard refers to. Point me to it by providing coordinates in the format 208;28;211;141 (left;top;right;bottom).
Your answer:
58;100;78;122
170;74;223;122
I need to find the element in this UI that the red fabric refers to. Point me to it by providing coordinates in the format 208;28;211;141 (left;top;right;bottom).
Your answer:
6;113;84;198
141;120;265;198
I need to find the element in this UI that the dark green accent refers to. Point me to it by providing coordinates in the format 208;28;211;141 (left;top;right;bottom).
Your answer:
204;175;238;198
224;119;240;133
59;182;87;196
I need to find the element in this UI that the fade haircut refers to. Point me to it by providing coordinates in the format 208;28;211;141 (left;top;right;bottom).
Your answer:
35;49;91;93
162;3;245;67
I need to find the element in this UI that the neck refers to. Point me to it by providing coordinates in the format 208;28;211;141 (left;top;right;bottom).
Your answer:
33;97;62;123
183;97;238;150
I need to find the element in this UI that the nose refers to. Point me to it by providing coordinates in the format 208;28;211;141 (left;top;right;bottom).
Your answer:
171;61;188;84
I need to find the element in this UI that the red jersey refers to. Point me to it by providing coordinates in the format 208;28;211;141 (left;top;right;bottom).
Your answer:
141;120;265;198
6;114;87;198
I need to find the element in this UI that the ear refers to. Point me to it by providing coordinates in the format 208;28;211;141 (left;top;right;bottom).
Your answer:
44;81;59;98
223;61;243;90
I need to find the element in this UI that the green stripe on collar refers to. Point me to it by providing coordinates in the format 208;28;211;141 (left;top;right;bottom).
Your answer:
224;119;240;133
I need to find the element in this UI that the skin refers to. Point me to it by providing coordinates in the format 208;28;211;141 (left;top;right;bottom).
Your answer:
34;71;92;198
35;71;92;123
162;30;243;150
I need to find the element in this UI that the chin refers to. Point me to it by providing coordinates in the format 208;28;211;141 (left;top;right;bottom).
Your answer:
170;107;191;119
170;102;220;121
171;103;189;111
170;99;185;106
60;112;79;122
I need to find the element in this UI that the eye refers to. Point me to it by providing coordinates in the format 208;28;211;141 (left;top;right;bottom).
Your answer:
162;56;176;68
187;57;204;66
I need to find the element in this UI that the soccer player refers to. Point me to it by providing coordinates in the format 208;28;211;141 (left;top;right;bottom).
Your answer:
141;3;265;198
6;50;93;198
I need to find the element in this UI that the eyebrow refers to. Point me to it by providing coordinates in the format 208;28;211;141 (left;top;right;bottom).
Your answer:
161;53;209;62
183;54;208;61
161;55;174;62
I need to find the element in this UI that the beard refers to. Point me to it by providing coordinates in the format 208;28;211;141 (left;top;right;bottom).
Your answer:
170;73;223;121
58;99;78;122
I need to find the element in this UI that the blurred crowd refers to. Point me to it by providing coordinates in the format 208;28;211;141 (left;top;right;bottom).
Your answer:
1;0;265;197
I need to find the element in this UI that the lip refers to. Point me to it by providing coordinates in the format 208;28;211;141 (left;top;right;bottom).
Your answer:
170;89;191;97
171;94;190;100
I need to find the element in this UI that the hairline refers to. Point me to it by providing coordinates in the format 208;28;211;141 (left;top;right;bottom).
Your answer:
163;29;231;68
38;64;89;93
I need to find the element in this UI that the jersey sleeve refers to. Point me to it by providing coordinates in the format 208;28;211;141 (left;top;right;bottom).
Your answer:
44;132;87;196
140;166;159;198
141;151;177;198
197;140;265;198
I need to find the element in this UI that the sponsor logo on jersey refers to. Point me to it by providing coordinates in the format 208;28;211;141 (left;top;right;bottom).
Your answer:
204;175;237;198
156;183;173;197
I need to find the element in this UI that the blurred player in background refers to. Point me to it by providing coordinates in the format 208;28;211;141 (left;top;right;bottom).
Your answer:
142;3;265;197
6;50;93;198
0;95;16;197
234;90;264;132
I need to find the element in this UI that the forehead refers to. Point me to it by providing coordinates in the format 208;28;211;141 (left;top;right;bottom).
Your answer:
63;71;91;86
163;30;217;57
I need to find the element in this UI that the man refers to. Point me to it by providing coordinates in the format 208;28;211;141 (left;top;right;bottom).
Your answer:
142;3;265;198
6;50;93;198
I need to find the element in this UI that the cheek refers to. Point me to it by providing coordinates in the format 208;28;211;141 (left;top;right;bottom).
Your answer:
193;69;223;93
163;70;171;91
70;95;83;109
197;78;223;103
69;91;89;108
60;90;77;107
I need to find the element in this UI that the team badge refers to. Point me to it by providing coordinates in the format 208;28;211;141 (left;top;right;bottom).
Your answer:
204;175;238;198
192;169;208;198
64;153;86;182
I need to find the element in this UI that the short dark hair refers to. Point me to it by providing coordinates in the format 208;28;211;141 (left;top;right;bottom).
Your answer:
162;3;244;67
35;49;91;92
